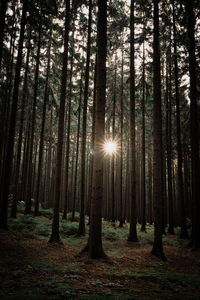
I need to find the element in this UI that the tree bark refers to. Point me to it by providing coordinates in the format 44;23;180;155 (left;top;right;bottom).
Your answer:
49;0;70;243
128;0;138;242
78;0;92;235
82;0;107;258
172;1;188;239
0;0;27;229
186;0;200;248
151;0;166;261
34;29;52;216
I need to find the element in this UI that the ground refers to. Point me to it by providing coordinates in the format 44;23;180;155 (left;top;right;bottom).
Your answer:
0;206;200;299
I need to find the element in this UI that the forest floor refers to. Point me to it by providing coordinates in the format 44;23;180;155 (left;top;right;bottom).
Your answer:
0;204;200;300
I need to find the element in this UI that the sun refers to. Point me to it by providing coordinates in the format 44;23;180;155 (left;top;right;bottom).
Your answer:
104;140;117;155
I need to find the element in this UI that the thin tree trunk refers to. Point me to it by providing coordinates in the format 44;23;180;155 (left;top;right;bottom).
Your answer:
151;0;166;261
166;42;174;234
10;29;31;218
72;82;82;222
128;0;138;242
0;0;27;229
0;0;8;70
111;59;116;224
172;1;188;239
186;0;200;248
78;0;92;235
62;55;74;220
141;40;146;232
82;0;107;258
25;14;42;214
34;29;52;216
49;0;70;243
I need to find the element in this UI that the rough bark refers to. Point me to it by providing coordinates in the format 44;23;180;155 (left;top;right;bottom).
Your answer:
0;0;27;229
49;0;70;243
128;0;138;242
151;0;166;261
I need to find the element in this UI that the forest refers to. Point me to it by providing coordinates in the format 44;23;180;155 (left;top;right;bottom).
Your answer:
0;0;200;299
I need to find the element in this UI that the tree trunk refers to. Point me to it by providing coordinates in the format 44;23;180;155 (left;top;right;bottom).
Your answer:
10;29;31;218
166;42;174;234
141;40;146;232
0;0;8;70
151;0;166;261
34;29;52;216
111;61;116;224
172;1;188;239
128;0;138;242
119;52;124;228
186;0;200;248
82;0;107;258
72;81;82;222
0;0;27;230
62;54;74;220
49;0;70;243
25;14;42;214
78;0;92;235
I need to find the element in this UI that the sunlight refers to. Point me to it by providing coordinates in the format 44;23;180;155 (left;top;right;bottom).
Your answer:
104;140;117;155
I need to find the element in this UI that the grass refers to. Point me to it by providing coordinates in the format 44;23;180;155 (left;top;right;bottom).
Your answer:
0;204;200;299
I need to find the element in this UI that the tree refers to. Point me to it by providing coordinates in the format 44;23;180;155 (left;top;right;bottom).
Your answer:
151;0;166;261
186;0;200;248
49;0;70;243
34;28;52;216
78;0;92;235
0;0;28;230
82;0;107;258
0;0;8;70
172;1;188;239
128;0;138;242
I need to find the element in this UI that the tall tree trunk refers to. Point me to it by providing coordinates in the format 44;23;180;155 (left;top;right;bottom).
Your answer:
25;14;42;214
72;81;82;222
151;0;166;261
87;56;97;225
119;52;124;228
78;0;92;235
128;0;138;242
186;0;200;248
10;29;31;218
166;43;174;234
111;61;116;224
34;29;52;216
0;0;27;230
0;0;8;70
172;1;188;239
62;54;74;219
141;40;146;232
82;0;107;258
49;0;70;243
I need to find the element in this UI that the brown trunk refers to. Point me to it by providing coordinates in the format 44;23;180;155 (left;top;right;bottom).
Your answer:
62;54;74;220
78;0;92;235
34;29;52;216
166;41;174;234
10;29;31;218
119;52;124;228
141;40;146;232
49;0;70;243
186;0;200;248
0;0;27;229
172;2;188;239
151;0;166;261
128;0;138;242
82;0;107;258
25;14;42;214
72;81;82;222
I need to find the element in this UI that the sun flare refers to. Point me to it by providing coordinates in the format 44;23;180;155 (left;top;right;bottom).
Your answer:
104;140;117;155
